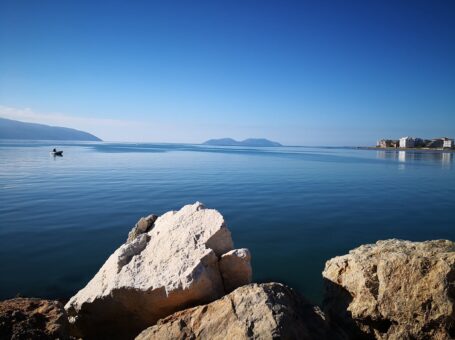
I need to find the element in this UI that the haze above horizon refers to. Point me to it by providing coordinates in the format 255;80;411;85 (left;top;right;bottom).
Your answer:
1;1;454;146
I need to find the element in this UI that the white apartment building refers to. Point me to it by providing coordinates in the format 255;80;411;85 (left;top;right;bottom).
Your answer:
443;138;454;148
399;137;415;148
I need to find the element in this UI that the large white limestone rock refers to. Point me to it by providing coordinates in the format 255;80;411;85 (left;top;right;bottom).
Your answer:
65;202;252;339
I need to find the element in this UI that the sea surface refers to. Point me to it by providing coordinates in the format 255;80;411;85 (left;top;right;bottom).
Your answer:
0;141;454;303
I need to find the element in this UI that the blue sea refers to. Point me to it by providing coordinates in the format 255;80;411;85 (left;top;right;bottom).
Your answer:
0;141;454;303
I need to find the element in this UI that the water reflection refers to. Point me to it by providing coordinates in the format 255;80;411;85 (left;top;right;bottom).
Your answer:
376;150;453;168
442;153;452;167
52;154;63;160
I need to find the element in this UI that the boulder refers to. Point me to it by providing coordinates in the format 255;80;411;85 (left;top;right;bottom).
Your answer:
136;282;345;340
126;214;158;243
0;298;70;339
322;239;455;339
65;202;252;339
219;248;252;293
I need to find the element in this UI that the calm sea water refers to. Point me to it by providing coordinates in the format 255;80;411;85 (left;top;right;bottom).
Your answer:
0;141;454;303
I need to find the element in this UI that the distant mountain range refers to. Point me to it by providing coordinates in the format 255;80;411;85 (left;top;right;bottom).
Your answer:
0;117;102;141
203;138;282;147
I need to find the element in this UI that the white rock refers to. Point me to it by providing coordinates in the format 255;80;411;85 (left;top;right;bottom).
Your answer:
65;202;251;339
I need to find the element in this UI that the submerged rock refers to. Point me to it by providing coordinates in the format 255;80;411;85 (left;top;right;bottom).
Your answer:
0;298;70;339
136;282;345;340
65;202;252;339
322;239;455;339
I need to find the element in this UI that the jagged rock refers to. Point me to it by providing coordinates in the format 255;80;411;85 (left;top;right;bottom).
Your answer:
126;214;158;243
322;239;455;340
219;248;252;293
65;202;252;339
136;282;345;340
0;298;70;339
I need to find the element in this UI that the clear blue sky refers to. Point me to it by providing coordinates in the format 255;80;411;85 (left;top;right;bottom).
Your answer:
1;0;454;145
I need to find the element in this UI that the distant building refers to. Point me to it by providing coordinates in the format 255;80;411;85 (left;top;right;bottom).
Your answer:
377;136;453;149
425;137;453;149
377;139;399;148
414;138;425;147
443;138;454;148
426;139;444;148
399;137;415;148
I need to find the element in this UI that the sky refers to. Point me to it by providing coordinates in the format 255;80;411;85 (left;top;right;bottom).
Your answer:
1;1;454;145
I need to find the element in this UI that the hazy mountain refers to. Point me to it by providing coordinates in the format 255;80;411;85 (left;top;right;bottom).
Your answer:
0;117;102;141
203;138;282;147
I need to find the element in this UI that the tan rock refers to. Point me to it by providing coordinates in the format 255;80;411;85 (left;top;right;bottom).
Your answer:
322;239;455;339
0;298;70;339
219;248;252;293
65;202;252;339
136;282;345;340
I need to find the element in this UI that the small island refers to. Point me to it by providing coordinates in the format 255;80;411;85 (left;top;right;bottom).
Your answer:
203;138;282;147
0;117;102;141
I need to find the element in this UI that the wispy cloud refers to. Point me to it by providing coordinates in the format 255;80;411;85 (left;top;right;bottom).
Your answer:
1;105;144;135
0;105;268;143
0;106;172;142
0;105;310;145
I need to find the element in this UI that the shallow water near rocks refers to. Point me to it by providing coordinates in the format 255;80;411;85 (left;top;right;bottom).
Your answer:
0;141;454;303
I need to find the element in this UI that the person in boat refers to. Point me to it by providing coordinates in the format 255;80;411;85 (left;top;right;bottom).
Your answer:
53;148;57;152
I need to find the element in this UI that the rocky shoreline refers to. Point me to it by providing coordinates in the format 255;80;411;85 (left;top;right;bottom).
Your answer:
1;203;454;339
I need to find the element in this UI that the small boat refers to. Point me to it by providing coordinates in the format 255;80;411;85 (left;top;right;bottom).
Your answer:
51;150;63;156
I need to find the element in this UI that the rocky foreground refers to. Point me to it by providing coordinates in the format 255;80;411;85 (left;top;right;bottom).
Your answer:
1;203;454;340
0;298;69;339
323;239;455;339
65;202;252;339
136;282;342;340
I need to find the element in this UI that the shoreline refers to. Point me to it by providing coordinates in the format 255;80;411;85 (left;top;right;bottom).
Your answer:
1;203;454;339
361;146;455;152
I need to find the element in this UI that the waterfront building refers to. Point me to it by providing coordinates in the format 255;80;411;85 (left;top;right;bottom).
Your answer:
443;138;454;148
399;137;415;148
426;139;444;148
414;138;425;147
377;139;399;148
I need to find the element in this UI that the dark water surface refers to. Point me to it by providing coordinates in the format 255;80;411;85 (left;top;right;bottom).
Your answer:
0;141;454;303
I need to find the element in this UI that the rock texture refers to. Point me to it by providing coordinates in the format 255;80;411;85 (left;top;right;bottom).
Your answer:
323;239;455;340
136;282;345;340
65;202;252;339
0;298;70;339
219;248;252;293
126;214;158;243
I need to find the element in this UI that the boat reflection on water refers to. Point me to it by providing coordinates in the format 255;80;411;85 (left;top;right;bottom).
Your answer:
51;149;63;159
376;150;453;168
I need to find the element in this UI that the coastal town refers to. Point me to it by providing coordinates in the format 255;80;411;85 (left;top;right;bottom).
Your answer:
377;136;454;149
